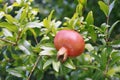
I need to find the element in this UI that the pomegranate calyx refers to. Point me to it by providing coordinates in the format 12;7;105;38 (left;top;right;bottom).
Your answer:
57;47;68;62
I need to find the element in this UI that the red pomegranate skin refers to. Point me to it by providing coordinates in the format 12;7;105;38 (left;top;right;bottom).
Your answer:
54;30;85;57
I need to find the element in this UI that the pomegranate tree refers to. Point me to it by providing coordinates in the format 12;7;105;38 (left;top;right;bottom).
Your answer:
54;30;85;62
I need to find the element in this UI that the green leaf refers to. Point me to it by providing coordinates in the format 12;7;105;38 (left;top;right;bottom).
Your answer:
28;28;37;39
48;10;54;22
2;28;13;37
52;60;60;72
0;22;18;32
43;59;53;70
0;11;4;19
20;7;28;23
64;59;76;69
76;3;83;16
39;46;55;56
107;66;120;77
79;0;87;6
18;40;32;55
108;20;120;38
6;68;25;78
109;0;115;15
110;56;120;67
85;11;94;25
4;14;18;24
16;0;22;4
43;10;54;29
98;1;109;16
26;22;43;28
85;43;94;52
15;8;24;20
88;25;97;42
79;65;101;71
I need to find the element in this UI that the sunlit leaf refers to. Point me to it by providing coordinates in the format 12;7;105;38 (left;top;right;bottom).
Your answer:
26;22;43;28
98;1;109;16
2;28;13;37
15;8;24;20
86;11;94;25
76;3;83;16
39;46;55;56
18;40;32;55
107;66;120;77
4;14;18;24
0;11;4;19
85;43;94;52
20;7;28;23
0;22;18;32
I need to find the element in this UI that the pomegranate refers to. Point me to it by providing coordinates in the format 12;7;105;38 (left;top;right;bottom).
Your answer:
54;30;85;62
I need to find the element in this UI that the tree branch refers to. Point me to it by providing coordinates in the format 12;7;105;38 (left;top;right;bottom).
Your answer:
27;55;41;80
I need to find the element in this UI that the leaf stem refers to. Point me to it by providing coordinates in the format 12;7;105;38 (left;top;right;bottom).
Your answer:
27;55;41;80
106;0;110;42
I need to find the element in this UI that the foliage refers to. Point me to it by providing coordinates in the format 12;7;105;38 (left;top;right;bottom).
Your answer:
0;0;120;80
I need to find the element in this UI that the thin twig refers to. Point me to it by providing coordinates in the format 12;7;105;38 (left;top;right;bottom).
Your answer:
104;0;111;77
0;38;16;45
27;55;41;80
15;29;22;45
105;0;110;42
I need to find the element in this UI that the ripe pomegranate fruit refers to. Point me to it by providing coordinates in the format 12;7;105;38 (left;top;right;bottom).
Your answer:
54;30;85;62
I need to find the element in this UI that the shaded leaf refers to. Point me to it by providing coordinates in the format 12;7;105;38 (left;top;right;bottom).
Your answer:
52;60;60;72
6;69;24;78
64;59;76;69
43;59;53;70
108;20;120;38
